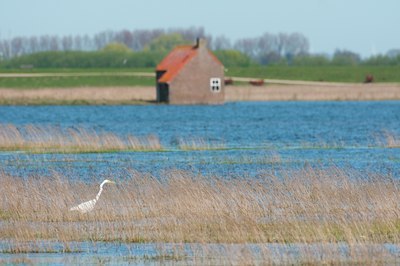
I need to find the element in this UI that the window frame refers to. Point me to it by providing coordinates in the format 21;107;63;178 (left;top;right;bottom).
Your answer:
210;77;221;93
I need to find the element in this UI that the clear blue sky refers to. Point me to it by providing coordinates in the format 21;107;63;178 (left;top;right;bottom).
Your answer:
1;0;399;57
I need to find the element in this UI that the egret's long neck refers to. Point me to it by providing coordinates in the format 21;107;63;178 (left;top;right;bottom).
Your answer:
95;186;104;201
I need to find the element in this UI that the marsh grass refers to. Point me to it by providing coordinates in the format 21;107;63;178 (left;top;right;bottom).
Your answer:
1;167;400;245
216;153;282;165
1;167;400;262
383;130;400;148
177;137;225;151
1;123;399;153
0;124;163;153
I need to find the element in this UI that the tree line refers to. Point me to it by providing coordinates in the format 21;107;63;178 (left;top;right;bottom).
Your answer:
1;27;400;68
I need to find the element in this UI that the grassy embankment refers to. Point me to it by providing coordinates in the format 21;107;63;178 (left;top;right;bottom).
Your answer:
0;71;154;88
227;66;400;83
1;167;400;263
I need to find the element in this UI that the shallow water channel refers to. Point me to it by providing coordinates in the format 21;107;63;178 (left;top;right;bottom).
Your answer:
1;241;400;264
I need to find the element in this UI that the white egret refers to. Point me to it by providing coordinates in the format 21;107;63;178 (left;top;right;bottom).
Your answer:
69;179;115;214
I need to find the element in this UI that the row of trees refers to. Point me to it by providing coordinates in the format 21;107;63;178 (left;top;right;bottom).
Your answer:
0;27;206;59
0;49;254;69
1;27;400;67
3;48;400;69
0;27;310;60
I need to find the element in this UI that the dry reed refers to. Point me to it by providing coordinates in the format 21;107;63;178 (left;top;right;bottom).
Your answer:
0;124;163;152
1;124;398;153
1;167;399;245
177;137;225;150
1;167;400;263
383;130;400;148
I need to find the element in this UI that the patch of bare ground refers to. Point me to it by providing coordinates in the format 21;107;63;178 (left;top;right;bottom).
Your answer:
225;83;400;101
0;86;155;104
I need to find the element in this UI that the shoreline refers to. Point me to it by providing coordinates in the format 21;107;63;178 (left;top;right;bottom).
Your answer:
0;83;399;105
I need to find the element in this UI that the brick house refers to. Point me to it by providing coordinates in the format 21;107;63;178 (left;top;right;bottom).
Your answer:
156;38;225;104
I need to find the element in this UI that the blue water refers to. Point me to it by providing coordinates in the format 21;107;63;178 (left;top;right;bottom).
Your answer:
1;102;400;179
1;241;399;265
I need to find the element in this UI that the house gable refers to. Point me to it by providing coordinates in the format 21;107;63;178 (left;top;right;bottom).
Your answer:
156;39;225;104
168;42;224;104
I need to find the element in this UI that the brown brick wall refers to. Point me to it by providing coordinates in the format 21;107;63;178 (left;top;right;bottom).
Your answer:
168;46;225;105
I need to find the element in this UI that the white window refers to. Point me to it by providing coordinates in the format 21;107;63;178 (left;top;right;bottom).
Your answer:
210;78;221;93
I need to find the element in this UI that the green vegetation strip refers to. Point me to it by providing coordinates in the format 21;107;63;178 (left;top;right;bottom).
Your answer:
0;98;151;106
0;68;153;74
227;66;400;83
0;75;154;88
1;66;400;89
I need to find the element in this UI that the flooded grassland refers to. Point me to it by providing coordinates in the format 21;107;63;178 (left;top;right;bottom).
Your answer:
1;102;400;264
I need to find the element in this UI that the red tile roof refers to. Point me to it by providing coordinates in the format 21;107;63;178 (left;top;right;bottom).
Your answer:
156;44;223;83
156;45;197;83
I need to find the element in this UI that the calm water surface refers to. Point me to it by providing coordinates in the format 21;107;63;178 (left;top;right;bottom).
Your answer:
1;241;399;265
1;101;400;179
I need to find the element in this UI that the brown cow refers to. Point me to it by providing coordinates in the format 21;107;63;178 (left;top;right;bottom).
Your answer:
249;79;264;86
224;78;234;85
364;74;374;83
